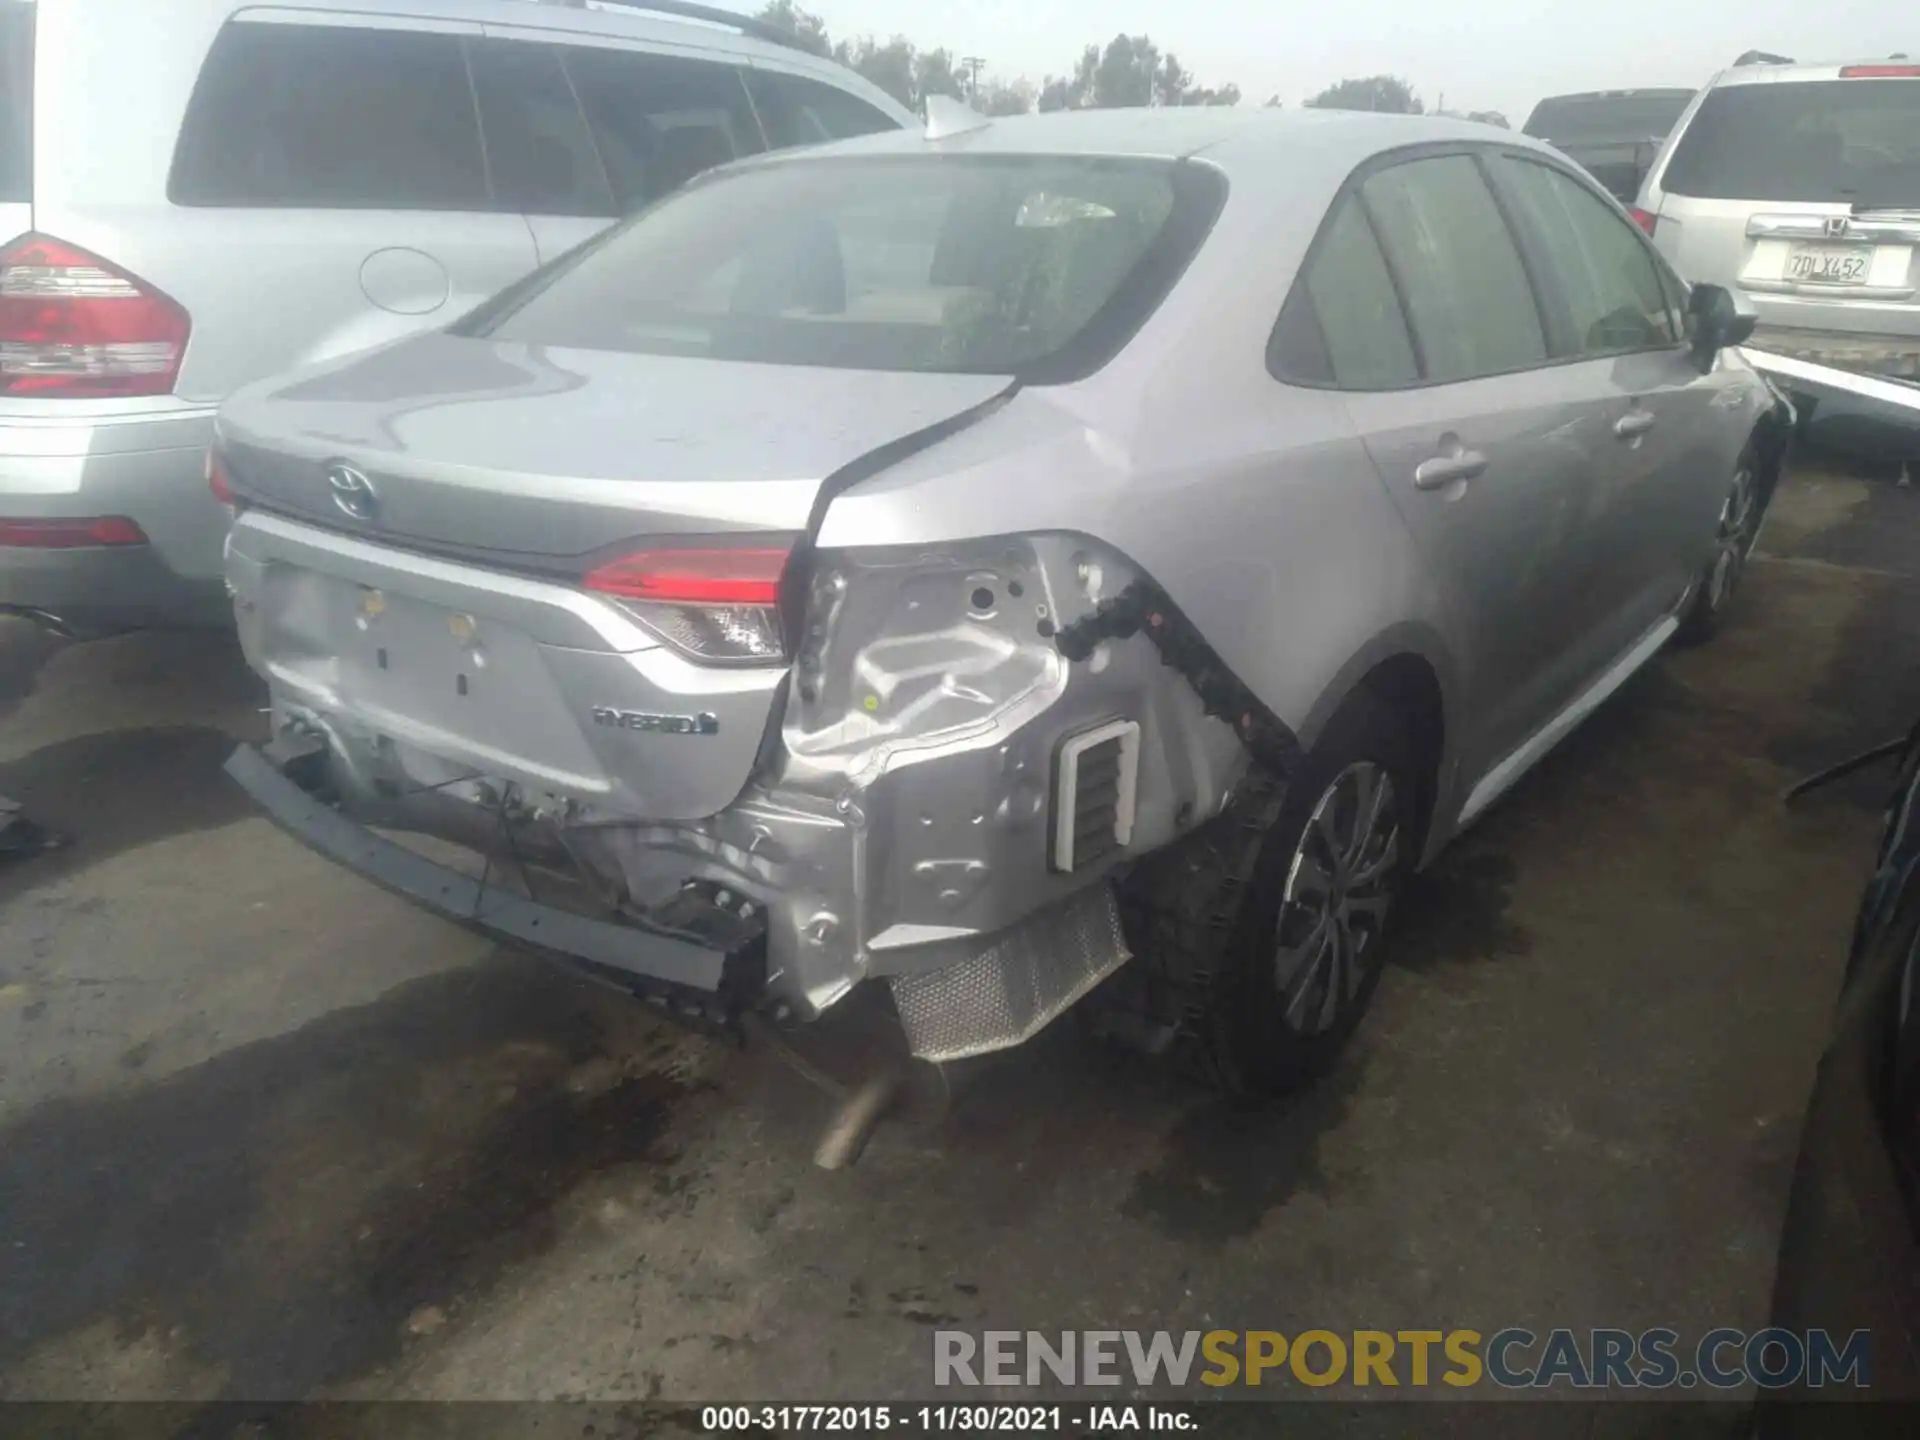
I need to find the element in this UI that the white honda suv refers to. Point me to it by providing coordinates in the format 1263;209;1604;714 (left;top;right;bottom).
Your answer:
1634;55;1920;459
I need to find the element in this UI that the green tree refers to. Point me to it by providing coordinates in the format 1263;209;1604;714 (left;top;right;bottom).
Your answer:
979;78;1036;116
1092;34;1160;108
1304;75;1423;113
1185;83;1242;107
753;1;832;58
835;35;916;108
1155;53;1194;107
1037;75;1076;112
914;47;965;103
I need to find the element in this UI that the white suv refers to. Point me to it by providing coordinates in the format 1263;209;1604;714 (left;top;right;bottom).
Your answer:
1634;56;1920;458
0;0;909;636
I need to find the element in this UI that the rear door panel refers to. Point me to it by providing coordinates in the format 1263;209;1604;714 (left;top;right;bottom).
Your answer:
1328;152;1610;778
1346;372;1605;777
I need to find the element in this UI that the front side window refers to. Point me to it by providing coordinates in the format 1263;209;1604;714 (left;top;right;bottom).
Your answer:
1360;154;1547;383
1494;157;1677;355
1271;195;1419;389
560;46;761;212
746;70;901;149
462;156;1216;379
1662;79;1920;206
170;23;487;209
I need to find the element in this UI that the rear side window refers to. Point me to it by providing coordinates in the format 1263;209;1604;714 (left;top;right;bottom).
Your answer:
747;70;900;149
1494;157;1677;355
561;46;761;212
1271;196;1418;389
1360;154;1547;383
1663;80;1920;205
171;23;487;210
471;40;614;217
0;2;29;202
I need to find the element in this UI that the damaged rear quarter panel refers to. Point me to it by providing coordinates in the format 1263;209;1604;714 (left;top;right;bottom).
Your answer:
814;379;1459;841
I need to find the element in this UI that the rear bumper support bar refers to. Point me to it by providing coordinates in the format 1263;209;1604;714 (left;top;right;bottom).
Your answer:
223;742;733;1005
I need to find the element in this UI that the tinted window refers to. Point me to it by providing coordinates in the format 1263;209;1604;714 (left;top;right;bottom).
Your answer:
1523;92;1693;144
170;23;487;209
1273;196;1418;389
0;2;30;203
1663;80;1920;206
464;156;1212;379
560;46;760;211
747;70;900;149
471;40;613;217
1496;158;1677;354
1361;155;1546;382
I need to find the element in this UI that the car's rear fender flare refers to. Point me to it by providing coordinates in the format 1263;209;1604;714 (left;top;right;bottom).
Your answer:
1293;625;1463;869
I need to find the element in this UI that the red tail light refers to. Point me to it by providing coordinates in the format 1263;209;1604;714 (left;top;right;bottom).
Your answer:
0;233;191;398
584;538;796;663
1840;64;1920;78
1628;207;1659;236
206;449;234;505
0;516;148;548
584;546;790;606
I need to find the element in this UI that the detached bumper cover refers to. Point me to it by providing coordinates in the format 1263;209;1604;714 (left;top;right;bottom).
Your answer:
1738;335;1920;448
223;742;731;1001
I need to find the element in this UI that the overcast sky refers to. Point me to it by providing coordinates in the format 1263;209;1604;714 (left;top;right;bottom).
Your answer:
777;1;1914;123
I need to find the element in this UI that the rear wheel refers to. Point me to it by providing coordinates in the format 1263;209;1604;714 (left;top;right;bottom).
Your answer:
1121;688;1416;1096
1677;445;1763;644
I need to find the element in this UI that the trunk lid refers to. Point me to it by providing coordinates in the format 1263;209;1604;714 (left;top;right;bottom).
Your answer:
220;332;1013;822
220;331;1012;562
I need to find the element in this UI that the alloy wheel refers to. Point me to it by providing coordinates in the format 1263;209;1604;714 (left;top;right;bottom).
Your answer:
1273;761;1401;1036
1706;463;1758;614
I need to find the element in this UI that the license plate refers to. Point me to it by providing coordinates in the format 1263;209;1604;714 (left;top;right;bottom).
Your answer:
1786;244;1872;284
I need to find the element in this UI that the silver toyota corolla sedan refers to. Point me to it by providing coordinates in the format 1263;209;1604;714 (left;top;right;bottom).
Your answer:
217;106;1790;1100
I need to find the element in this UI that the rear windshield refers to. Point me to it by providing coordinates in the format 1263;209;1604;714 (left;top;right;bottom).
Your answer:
0;3;31;202
1662;79;1920;205
1524;92;1693;144
461;155;1224;380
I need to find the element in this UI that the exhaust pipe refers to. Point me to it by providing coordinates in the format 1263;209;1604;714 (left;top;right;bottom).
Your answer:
0;607;80;639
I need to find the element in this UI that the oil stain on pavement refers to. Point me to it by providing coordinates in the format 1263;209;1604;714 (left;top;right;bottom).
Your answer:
0;462;1914;1404
0;955;691;1401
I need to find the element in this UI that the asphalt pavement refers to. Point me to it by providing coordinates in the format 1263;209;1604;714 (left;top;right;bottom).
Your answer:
3;459;1919;1422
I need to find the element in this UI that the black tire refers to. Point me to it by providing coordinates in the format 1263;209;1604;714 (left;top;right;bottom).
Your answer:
1121;687;1416;1097
1677;439;1766;646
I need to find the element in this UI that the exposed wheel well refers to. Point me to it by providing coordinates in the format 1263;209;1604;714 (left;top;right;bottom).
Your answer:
1355;653;1445;858
1752;401;1794;512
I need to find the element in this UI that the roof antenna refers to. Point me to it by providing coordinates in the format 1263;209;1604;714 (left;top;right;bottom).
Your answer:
925;93;992;141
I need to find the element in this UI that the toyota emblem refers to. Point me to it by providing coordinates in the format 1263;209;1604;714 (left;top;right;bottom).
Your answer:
325;462;378;522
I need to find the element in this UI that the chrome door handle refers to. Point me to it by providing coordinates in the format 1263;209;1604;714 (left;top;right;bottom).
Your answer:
1614;411;1656;439
1413;449;1489;490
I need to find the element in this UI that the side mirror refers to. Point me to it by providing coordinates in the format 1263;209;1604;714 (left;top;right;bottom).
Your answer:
1687;283;1757;369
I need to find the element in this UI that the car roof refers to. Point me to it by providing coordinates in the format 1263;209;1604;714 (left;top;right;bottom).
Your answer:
1532;88;1697;103
1708;57;1920;88
750;106;1555;178
140;0;866;78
